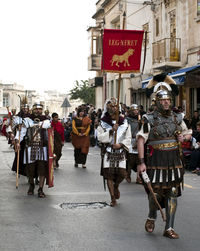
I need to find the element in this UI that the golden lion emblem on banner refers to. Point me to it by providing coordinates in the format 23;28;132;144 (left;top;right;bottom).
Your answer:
110;48;135;67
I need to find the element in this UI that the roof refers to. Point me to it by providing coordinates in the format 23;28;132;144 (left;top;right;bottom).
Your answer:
61;97;71;108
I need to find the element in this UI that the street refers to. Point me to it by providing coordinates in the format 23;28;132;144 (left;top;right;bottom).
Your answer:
0;135;200;251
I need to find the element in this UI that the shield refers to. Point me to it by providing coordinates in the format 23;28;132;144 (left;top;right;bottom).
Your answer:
48;128;54;188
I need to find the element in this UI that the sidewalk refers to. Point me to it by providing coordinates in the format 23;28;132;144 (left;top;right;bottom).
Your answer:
0;135;15;171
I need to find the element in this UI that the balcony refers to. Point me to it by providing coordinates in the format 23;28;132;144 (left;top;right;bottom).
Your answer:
152;38;182;71
88;54;102;71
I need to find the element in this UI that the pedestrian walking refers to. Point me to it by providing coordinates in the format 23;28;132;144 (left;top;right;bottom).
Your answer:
51;113;64;168
71;106;91;168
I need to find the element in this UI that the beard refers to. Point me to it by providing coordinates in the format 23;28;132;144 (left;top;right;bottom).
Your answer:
156;102;172;117
128;112;138;119
107;108;117;118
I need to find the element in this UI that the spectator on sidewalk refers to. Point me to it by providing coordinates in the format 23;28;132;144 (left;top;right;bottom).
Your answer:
190;121;200;174
190;111;200;131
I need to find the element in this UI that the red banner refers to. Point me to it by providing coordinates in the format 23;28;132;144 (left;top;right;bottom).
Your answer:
48;128;54;188
102;29;144;73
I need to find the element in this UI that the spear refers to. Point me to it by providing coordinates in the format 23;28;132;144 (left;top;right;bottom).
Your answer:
114;12;126;144
16;124;21;189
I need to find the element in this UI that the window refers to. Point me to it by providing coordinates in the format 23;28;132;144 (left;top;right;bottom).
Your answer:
106;81;109;98
198;0;200;15
3;93;9;107
88;28;102;56
156;18;159;36
110;80;114;97
91;36;101;55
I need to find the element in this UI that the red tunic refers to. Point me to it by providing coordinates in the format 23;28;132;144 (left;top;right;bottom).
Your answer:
51;121;64;142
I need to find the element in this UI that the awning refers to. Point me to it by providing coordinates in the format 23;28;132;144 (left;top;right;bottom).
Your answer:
142;77;152;89
142;65;200;89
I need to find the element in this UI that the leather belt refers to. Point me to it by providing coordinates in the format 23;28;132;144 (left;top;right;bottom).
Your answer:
150;142;179;150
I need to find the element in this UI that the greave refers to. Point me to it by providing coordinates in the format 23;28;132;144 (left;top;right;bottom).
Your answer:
165;187;177;230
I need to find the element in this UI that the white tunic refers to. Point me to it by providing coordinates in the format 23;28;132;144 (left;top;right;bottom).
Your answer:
97;119;131;169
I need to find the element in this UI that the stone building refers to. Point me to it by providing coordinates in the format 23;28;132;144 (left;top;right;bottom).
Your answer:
87;0;153;109
0;82;32;117
0;82;78;119
88;0;200;117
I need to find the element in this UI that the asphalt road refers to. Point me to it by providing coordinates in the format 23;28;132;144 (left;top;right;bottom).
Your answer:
0;136;200;251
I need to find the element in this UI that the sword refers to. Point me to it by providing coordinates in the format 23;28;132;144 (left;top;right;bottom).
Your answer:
141;171;166;222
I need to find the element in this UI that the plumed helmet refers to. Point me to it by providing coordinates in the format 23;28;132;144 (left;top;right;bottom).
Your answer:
21;96;29;109
155;90;172;100
21;103;29;109
146;73;179;98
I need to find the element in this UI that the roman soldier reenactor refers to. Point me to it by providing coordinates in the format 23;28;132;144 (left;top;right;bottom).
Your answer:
15;102;52;198
126;104;142;184
12;98;31;176
137;81;192;239
97;98;131;207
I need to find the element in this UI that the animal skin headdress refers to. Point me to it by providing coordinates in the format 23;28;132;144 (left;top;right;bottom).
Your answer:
102;97;120;117
145;72;179;98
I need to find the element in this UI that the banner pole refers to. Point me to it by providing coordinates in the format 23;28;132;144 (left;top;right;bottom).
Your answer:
141;31;148;75
114;12;126;144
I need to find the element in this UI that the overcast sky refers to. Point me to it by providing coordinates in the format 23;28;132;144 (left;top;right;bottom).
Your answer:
0;0;96;93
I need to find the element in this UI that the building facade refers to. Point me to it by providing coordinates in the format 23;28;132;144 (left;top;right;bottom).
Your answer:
88;0;200;117
0;82;77;119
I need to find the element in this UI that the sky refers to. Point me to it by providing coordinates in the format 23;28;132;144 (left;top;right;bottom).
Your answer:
0;0;97;94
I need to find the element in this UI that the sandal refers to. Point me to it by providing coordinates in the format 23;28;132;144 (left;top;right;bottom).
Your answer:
163;229;179;239
27;184;35;195
38;188;46;198
110;196;117;207
145;219;155;233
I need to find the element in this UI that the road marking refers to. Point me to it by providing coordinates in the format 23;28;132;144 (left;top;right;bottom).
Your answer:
184;183;194;189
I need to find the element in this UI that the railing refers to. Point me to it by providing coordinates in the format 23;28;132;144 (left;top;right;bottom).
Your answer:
152;38;181;64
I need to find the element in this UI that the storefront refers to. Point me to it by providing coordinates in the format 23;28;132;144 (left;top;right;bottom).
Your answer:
141;65;200;118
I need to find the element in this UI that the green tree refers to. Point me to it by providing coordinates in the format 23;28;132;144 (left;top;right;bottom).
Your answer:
69;80;95;105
